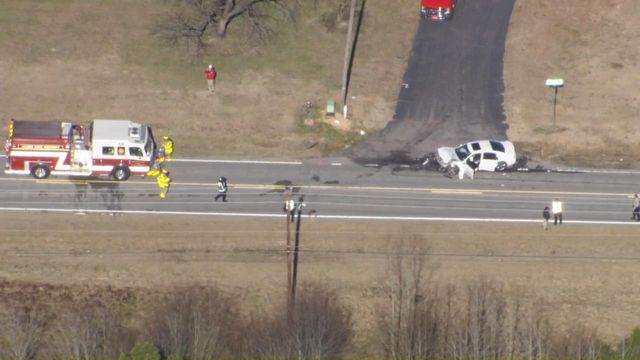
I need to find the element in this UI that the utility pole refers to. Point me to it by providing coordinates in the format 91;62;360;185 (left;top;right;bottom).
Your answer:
340;0;357;118
283;198;294;312
290;195;305;311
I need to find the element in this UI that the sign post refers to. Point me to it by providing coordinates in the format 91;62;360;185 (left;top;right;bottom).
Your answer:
545;78;564;130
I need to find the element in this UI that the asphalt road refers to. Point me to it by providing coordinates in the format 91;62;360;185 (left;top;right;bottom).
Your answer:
1;0;638;225
348;0;515;164
1;157;639;225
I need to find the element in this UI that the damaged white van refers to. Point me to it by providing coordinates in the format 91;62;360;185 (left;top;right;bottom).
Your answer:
436;140;517;178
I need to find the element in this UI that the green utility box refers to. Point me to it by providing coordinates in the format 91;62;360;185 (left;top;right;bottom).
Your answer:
326;100;336;116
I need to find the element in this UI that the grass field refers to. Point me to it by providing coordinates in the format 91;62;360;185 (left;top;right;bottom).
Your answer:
1;0;639;351
1;213;639;343
505;0;640;167
1;1;637;166
0;0;417;158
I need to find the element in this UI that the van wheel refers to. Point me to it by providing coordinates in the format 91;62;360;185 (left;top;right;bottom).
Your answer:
31;164;51;179
496;161;508;172
446;165;459;177
112;166;131;181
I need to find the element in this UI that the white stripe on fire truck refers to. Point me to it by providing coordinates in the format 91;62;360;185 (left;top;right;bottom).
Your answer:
10;150;70;171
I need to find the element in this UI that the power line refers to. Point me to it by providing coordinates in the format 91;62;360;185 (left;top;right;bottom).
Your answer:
2;248;640;263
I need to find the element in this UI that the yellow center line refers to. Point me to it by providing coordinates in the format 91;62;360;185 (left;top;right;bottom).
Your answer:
0;177;633;198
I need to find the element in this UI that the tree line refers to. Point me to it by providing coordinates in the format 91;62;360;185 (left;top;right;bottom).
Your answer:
0;274;638;359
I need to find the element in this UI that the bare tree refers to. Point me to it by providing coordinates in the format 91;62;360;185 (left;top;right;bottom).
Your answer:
377;238;440;359
54;298;129;360
551;325;605;359
445;281;554;360
154;0;296;57
145;286;239;359
240;282;352;359
0;303;51;360
289;283;352;358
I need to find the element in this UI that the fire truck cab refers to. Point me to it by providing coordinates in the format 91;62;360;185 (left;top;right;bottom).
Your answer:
4;119;156;181
421;0;456;21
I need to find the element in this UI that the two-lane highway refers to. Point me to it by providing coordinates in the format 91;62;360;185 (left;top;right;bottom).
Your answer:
1;156;638;225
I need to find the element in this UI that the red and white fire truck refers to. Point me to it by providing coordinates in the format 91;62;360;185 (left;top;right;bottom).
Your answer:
421;0;456;21
4;119;157;181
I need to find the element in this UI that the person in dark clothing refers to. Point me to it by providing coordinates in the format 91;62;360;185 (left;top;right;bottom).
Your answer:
215;176;228;202
542;206;551;230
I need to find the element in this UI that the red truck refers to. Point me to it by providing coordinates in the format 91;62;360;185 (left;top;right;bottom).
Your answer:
4;119;157;181
421;0;456;21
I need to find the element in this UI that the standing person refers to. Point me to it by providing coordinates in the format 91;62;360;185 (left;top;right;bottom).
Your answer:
204;64;217;93
157;168;171;199
215;176;228;202
632;193;640;220
551;198;563;225
162;135;174;162
542;206;551;230
284;199;295;222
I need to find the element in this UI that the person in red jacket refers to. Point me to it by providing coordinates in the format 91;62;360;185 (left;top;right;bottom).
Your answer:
204;64;217;93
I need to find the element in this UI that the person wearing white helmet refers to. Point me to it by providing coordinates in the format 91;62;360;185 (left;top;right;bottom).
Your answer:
204;64;217;93
215;176;228;202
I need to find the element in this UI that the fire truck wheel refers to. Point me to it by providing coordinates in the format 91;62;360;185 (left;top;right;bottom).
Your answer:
112;166;131;181
31;164;51;179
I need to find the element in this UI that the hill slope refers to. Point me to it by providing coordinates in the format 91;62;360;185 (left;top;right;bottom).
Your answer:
0;0;416;159
0;0;638;167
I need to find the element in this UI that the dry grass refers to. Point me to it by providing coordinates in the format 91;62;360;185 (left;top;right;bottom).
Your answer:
0;0;417;159
1;0;640;349
504;0;640;167
0;1;637;165
1;213;639;343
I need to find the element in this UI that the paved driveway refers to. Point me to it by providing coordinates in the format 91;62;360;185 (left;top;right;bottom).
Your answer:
347;0;516;165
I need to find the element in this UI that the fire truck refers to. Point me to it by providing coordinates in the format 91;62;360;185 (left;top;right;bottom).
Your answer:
421;0;456;21
4;119;157;181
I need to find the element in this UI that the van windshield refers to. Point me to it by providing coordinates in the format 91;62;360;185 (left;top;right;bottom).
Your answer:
454;144;470;160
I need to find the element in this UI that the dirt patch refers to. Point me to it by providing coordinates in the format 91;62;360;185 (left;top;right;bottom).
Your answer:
1;212;639;343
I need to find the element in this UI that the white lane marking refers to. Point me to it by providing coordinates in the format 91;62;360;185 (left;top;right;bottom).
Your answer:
431;190;483;195
0;207;638;226
555;168;640;175
331;162;342;166
173;158;302;165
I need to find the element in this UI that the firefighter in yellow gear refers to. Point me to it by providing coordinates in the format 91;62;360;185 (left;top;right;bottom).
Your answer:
157;168;171;199
146;158;167;177
162;135;174;162
147;136;173;176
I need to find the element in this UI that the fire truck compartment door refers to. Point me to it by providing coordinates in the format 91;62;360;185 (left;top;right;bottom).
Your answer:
72;149;92;169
